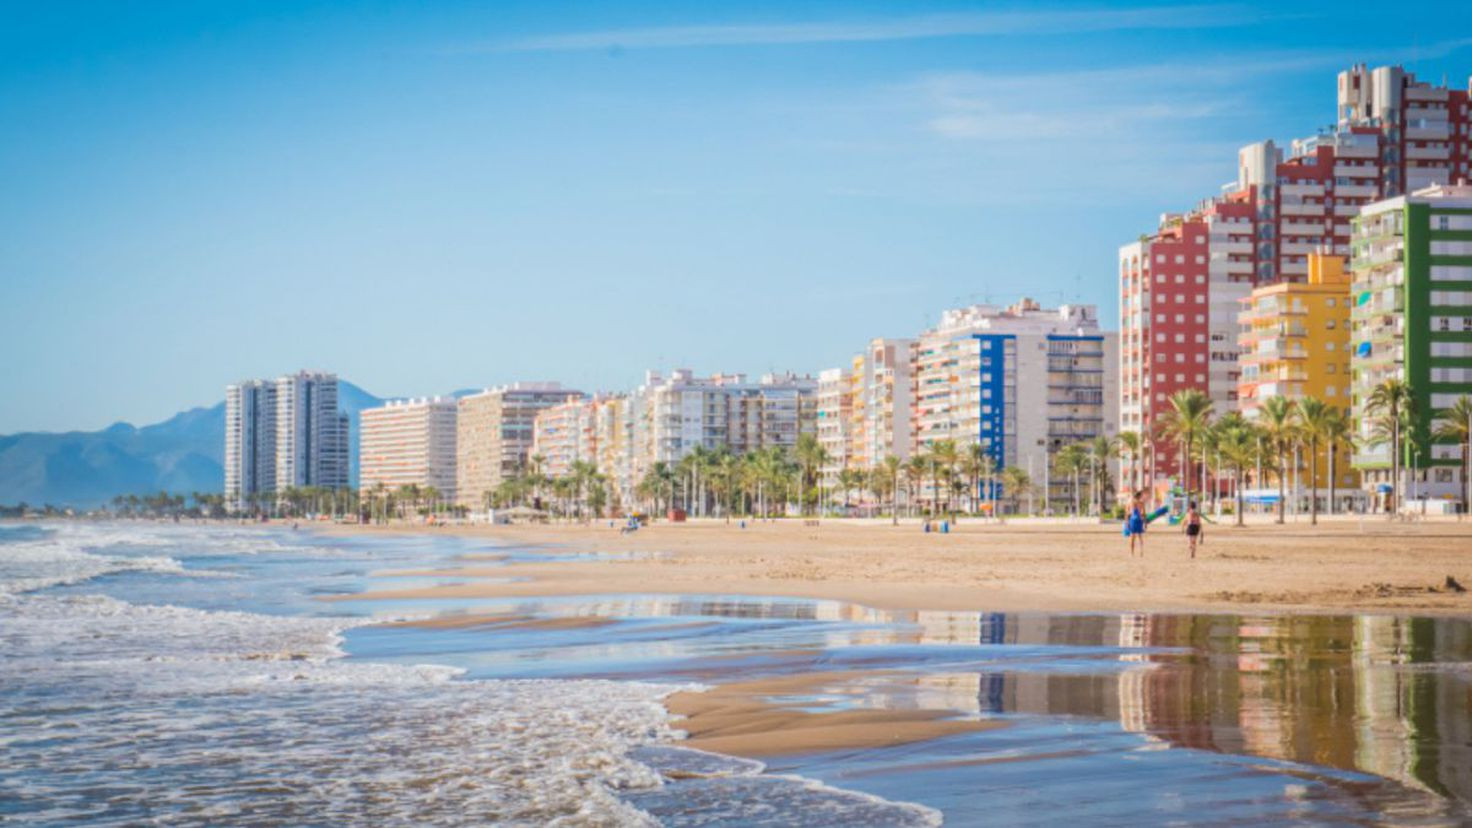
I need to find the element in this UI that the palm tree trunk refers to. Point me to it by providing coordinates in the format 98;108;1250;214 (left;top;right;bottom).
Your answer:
1309;437;1319;525
1276;447;1286;524
1328;443;1337;517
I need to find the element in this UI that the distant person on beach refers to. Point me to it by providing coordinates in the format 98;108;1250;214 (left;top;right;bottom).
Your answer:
1125;491;1146;557
1184;500;1203;559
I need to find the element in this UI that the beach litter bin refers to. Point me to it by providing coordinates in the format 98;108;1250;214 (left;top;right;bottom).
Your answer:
667;508;687;523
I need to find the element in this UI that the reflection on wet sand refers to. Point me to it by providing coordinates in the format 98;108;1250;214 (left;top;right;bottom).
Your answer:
348;591;1472;820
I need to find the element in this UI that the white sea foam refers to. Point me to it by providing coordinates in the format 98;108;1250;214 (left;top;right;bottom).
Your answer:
0;533;186;594
0;522;947;826
0;591;690;826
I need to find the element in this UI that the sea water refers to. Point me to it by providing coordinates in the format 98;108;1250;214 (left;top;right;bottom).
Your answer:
6;522;1471;825
0;523;937;826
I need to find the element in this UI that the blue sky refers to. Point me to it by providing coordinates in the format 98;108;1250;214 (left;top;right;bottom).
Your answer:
3;1;1471;432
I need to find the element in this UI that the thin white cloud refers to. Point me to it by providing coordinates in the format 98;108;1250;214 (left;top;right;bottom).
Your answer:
488;5;1268;53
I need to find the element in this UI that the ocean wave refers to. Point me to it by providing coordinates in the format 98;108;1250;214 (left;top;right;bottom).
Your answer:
0;591;691;825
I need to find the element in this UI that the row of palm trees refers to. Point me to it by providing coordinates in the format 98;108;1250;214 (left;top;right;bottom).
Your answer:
109;491;229;519
490;435;1049;522
1128;381;1472;524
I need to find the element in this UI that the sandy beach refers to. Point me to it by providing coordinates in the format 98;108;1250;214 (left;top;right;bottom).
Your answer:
323;517;1472;765
327;517;1472;617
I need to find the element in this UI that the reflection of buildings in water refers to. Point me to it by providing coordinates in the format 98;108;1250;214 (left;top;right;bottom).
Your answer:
1350;615;1472;803
845;672;986;716
959;610;1471;810
1129;612;1472;809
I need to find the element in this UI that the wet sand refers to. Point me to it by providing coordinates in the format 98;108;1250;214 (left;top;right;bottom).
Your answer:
324;517;1472;616
664;671;1002;757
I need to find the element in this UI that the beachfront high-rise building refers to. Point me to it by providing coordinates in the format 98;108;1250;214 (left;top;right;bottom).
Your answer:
224;379;277;510
359;397;458;500
1337;65;1472;198
610;370;817;507
815;367;854;489
592;395;633;511
273;371;351;493
1118;65;1472;490
224;371;349;510
1237;253;1361;507
456;383;579;510
1351;184;1472;506
851;339;915;470
531;394;597;480
1238;254;1353;415
915;299;1118;506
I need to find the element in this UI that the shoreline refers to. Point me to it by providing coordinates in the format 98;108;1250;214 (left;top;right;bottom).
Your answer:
320;518;1472;618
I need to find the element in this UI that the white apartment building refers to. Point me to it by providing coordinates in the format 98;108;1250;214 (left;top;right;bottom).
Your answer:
224;370;350;510
816;367;853;487
359;397;458;500
224;379;276;510
531;394;597;480
610;370;817;505
274;371;351;493
915;299;1118;506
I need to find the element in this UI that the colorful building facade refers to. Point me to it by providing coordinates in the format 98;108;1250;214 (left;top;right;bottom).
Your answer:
1352;184;1472;506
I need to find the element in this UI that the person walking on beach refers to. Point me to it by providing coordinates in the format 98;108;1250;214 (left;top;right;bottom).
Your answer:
1125;491;1147;557
1183;500;1204;559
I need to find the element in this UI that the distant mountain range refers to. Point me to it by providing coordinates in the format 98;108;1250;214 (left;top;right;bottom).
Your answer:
0;381;388;509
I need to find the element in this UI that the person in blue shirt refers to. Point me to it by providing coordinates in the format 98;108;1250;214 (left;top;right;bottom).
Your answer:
1125;490;1147;557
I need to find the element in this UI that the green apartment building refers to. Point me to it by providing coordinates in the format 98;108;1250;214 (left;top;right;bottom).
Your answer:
1351;184;1472;509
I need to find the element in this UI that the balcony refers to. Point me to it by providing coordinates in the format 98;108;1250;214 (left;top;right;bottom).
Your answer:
1405;105;1446;121
1281;219;1327;236
1281;202;1326;217
1212;258;1254;275
1280;181;1326;197
1210;239;1253;254
1336;183;1378;198
1331;163;1378;179
1407;144;1452;161
1332;142;1378;159
1407;123;1451;141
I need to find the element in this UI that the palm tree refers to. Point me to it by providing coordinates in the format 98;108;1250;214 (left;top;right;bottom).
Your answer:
1432;394;1472;519
904;455;927;518
1322;407;1353;517
1294;397;1333;525
1088;434;1118;515
1000;466;1031;515
882;455;903;525
1055;443;1088;516
1159;389;1214;499
1117;430;1142;497
793;433;827;516
928;440;961;517
1259;395;1296;523
1216;419;1259;527
960;444;993;515
1366;378;1416;514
